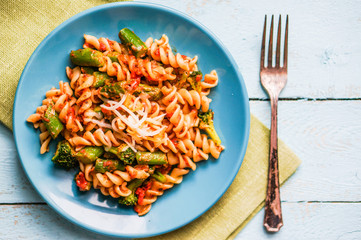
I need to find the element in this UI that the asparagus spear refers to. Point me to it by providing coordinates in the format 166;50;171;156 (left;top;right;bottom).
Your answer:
93;72;113;88
70;48;105;67
106;51;120;63
134;84;163;101
151;170;167;183
42;104;64;139
100;81;126;98
118;28;147;58
81;67;95;75
100;79;162;100
81;67;112;88
107;144;135;165
94;158;125;173
75;146;104;164
136;152;168;165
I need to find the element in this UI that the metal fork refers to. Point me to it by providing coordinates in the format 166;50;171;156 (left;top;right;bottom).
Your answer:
260;15;288;232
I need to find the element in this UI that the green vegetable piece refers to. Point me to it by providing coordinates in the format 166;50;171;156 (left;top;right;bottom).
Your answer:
118;28;148;58
70;48;105;67
43;104;64;139
108;144;136;165
175;72;188;89
93;106;102;113
100;81;126;99
135;84;163;101
151;171;167;183
189;70;203;78
198;110;222;146
75;146;104;164
93;71;111;88
81;67;95;75
80;67;110;88
188;70;203;92
136;152;168;165
118;179;144;206
94;158;125;173
107;51;120;63
52;140;78;169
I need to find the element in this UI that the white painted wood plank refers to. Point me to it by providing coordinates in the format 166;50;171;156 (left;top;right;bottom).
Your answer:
0;124;42;203
252;100;361;201
1;101;361;203
235;202;361;240
0;204;129;240
0;203;360;240
147;0;361;98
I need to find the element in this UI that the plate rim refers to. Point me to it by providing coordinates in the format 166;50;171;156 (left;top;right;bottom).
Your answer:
13;1;250;238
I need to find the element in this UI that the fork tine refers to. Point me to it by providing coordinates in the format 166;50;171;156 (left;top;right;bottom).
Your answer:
284;15;288;69
267;15;274;67
260;15;267;70
275;15;281;68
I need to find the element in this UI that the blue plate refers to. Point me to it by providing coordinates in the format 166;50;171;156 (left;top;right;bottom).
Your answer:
13;2;250;238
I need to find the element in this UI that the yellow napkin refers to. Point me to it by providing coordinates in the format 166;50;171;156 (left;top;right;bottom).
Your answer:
0;1;301;239
143;115;301;240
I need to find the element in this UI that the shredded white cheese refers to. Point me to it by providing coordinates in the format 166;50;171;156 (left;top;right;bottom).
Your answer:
88;119;112;129
100;94;166;139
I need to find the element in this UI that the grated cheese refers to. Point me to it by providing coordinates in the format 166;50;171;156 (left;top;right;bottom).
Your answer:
88;119;112;129
100;94;166;139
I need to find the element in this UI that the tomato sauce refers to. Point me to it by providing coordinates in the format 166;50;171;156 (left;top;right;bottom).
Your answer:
75;172;90;191
136;181;152;205
154;48;160;56
99;42;106;51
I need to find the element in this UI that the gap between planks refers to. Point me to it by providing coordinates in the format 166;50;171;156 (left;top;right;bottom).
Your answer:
250;97;361;101
2;201;361;206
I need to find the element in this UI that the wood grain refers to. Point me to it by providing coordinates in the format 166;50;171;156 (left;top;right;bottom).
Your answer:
2;101;360;203
252;101;361;202
235;202;361;240
0;125;42;203
2;0;361;239
150;0;361;99
0;204;126;240
1;203;360;240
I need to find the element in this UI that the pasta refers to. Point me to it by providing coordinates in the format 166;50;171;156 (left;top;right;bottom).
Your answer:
27;28;225;216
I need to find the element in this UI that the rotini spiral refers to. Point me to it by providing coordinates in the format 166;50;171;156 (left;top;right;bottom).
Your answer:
146;35;198;71
83;34;126;53
27;30;224;216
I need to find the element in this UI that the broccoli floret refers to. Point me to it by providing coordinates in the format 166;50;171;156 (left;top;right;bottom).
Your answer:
198;110;222;146
175;72;188;89
108;144;136;165
189;70;203;78
52;140;78;169
120;192;138;206
188;71;203;92
119;179;144;206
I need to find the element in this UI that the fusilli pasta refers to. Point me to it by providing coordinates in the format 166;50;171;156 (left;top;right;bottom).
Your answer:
27;28;224;216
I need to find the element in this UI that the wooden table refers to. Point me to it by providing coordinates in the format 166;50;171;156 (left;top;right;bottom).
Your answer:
1;0;361;239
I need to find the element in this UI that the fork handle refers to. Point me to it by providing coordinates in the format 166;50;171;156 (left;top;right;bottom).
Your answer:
264;96;283;232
